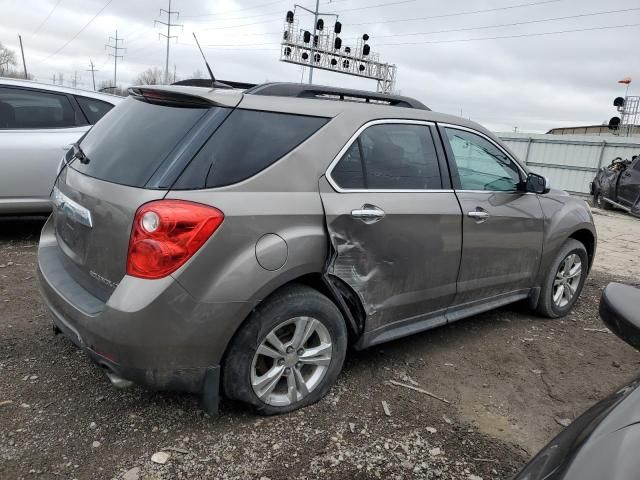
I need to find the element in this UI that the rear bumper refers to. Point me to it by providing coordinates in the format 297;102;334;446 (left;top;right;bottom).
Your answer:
37;217;250;411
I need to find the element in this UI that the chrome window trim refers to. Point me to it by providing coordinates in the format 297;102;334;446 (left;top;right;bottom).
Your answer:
439;122;528;179
325;119;449;194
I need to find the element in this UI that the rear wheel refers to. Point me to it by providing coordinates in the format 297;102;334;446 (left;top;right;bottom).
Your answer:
222;284;347;415
536;239;588;318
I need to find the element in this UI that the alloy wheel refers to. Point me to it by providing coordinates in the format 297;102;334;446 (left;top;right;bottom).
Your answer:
251;316;333;406
553;253;582;308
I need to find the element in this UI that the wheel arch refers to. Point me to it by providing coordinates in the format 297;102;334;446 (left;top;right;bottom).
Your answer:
568;228;596;273
219;271;366;368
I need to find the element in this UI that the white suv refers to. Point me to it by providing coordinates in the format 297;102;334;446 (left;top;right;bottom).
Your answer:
0;78;122;214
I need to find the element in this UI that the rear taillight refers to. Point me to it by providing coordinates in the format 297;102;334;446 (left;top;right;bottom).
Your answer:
127;200;224;279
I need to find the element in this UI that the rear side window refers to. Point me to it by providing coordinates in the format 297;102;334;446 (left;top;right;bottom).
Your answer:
330;123;442;190
75;96;114;124
174;109;328;189
0;87;76;129
73;97;209;187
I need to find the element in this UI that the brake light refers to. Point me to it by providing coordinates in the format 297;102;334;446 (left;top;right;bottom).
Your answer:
127;200;224;279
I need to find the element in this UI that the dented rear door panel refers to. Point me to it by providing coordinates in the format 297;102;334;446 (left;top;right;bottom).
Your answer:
319;177;462;334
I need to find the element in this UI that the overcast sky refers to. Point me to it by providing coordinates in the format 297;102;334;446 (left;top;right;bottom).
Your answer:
1;0;638;132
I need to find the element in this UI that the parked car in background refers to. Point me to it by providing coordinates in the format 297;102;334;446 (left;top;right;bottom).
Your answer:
591;154;640;217
513;282;640;480
0;78;121;214
38;83;596;416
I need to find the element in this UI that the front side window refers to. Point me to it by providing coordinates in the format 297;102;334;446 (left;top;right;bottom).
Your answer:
331;123;442;190
0;87;76;129
445;128;522;192
75;96;114;124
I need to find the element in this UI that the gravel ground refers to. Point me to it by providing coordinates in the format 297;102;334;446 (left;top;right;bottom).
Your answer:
1;210;639;480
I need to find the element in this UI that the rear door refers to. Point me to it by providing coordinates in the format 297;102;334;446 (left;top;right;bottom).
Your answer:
439;124;544;311
0;86;88;211
320;120;462;343
617;158;640;207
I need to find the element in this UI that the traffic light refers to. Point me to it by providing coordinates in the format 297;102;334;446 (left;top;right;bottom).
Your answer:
608;116;621;130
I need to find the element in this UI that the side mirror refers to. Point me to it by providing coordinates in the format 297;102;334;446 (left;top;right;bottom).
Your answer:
600;283;640;351
526;173;550;194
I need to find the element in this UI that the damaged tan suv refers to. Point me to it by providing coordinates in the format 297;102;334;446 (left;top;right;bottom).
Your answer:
38;82;596;415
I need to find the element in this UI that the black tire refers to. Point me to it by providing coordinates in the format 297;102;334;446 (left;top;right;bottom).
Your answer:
221;284;347;415
536;239;589;318
594;191;613;210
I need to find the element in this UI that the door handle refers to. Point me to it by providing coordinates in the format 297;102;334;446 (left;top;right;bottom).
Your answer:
351;204;385;224
468;210;490;221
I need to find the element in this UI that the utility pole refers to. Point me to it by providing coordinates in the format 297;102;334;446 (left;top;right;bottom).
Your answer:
18;35;28;79
51;73;56;85
87;59;98;91
155;0;182;84
105;30;125;89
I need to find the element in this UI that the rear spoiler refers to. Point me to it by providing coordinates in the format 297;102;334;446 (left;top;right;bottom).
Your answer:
128;88;214;108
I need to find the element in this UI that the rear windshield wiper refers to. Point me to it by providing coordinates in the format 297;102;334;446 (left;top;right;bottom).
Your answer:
72;143;90;165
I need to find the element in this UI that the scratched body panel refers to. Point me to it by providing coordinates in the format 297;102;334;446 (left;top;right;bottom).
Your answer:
319;178;462;333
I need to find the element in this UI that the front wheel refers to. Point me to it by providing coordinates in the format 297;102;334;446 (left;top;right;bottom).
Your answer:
536;239;588;318
222;284;347;415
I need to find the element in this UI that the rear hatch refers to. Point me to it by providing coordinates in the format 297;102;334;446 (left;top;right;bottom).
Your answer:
52;88;240;301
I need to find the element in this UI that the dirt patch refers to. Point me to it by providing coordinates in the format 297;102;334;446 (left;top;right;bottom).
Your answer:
1;213;639;480
591;206;640;279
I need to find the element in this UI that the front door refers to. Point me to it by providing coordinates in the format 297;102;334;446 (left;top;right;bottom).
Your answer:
440;125;544;310
617;158;640;207
320;120;462;344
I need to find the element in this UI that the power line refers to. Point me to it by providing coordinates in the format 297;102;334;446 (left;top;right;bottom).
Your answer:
38;0;113;63
199;22;640;48
183;0;375;21
155;0;183;84
350;0;561;27
196;0;416;29
196;5;640;45
377;22;640;46
365;7;640;39
33;0;63;35
183;0;288;18
194;0;559;32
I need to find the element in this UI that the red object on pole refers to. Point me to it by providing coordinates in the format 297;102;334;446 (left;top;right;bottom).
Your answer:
618;77;632;85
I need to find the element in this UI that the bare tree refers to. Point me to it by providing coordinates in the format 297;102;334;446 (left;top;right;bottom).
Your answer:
0;42;18;76
134;67;165;85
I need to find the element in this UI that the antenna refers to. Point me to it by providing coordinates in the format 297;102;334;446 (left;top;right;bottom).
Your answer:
192;32;216;84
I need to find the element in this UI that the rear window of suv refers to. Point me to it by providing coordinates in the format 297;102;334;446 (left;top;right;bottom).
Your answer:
173;109;328;189
72;97;210;187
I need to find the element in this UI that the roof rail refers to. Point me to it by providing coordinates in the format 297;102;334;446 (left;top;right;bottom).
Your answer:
245;82;430;110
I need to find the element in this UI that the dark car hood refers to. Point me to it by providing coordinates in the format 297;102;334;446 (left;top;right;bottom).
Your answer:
513;377;640;480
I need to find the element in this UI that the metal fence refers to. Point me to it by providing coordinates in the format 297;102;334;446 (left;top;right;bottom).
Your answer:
496;133;640;195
